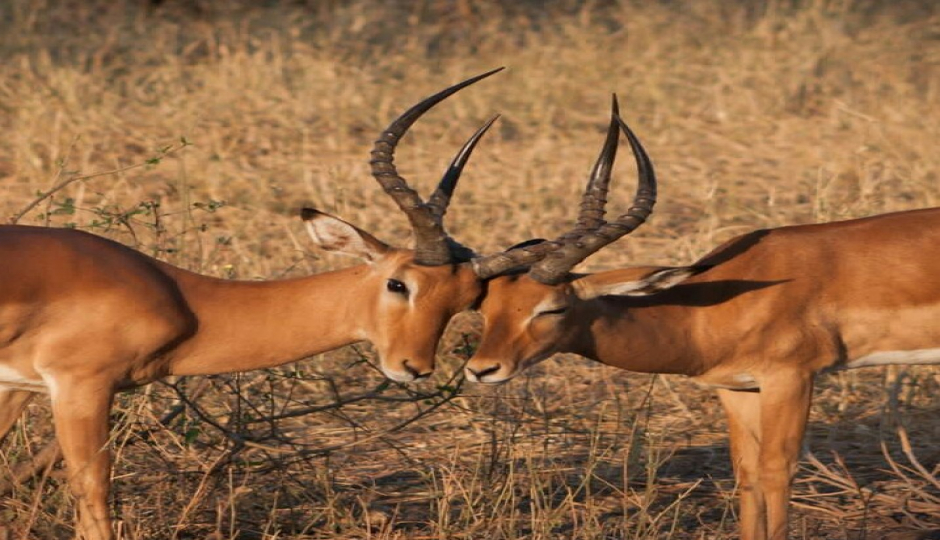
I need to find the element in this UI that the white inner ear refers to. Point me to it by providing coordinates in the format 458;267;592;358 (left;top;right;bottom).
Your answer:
574;267;699;299
304;218;377;261
633;267;700;294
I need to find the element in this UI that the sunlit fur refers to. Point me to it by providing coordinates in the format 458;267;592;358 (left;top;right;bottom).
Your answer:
466;207;940;540
343;251;483;382
0;214;483;540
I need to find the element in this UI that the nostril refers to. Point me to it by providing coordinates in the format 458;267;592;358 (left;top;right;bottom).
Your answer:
467;363;501;380
402;360;431;380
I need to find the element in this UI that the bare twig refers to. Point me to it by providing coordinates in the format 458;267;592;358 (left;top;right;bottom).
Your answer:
9;140;190;225
0;441;62;497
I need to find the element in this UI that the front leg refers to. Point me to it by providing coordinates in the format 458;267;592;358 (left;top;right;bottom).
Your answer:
717;388;766;540
49;376;116;540
758;371;814;540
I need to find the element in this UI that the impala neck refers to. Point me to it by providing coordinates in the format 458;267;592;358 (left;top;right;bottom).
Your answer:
566;295;704;376
165;265;373;376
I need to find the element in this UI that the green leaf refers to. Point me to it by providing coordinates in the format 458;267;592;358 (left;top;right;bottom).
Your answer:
184;426;200;444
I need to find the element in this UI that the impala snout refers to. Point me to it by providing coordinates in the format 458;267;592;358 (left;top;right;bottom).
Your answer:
380;355;435;383
403;359;433;380
465;317;537;384
465;362;502;383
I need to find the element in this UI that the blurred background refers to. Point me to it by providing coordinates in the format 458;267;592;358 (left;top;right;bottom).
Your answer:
0;1;938;538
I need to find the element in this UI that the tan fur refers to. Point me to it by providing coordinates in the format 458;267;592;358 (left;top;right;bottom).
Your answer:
0;222;481;540
468;207;940;540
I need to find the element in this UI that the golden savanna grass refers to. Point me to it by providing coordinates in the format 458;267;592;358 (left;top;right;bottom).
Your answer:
1;0;939;538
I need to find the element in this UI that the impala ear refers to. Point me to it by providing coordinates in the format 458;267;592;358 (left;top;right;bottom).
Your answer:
572;266;708;300
301;208;390;262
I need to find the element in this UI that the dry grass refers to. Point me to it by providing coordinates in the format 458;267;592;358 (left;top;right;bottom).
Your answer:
1;0;939;538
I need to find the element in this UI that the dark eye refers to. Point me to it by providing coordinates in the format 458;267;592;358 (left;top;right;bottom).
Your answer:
537;306;568;317
386;279;409;295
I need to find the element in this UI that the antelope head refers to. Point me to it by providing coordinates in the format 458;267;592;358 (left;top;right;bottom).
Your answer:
465;98;699;383
300;70;506;383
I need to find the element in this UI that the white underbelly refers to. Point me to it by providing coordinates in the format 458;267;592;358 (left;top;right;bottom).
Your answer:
844;347;940;369
0;364;48;393
693;371;760;390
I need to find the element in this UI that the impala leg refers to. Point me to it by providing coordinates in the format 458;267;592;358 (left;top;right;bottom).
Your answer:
0;389;38;503
758;372;813;540
50;378;115;540
0;392;33;540
0;390;35;443
717;388;766;540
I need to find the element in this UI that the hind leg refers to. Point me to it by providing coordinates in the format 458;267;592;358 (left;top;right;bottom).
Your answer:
0;390;34;444
0;389;37;536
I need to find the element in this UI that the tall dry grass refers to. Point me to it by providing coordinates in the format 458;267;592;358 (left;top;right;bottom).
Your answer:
0;0;938;538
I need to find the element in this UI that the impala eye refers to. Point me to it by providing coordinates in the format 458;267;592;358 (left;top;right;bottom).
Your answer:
386;279;409;295
537;306;568;317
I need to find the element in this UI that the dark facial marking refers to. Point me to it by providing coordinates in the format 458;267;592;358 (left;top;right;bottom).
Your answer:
536;306;568;317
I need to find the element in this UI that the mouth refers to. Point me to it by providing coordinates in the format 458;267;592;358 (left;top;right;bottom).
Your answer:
381;359;433;383
382;367;419;383
465;351;554;384
474;376;511;385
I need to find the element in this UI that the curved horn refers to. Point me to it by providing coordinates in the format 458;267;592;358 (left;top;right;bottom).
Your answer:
427;114;500;222
370;68;504;266
528;110;657;284
556;94;620;243
470;95;625;280
435;115;502;261
471;239;562;279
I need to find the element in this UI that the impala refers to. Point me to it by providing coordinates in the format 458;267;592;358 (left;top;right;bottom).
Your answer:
464;99;940;540
0;68;550;540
